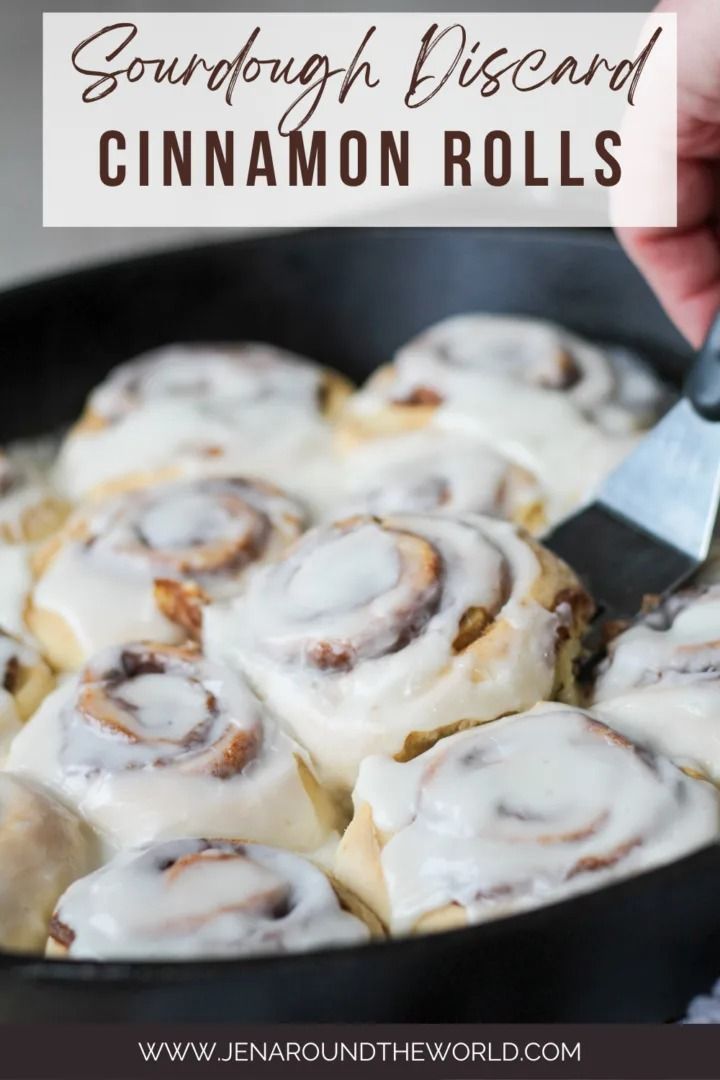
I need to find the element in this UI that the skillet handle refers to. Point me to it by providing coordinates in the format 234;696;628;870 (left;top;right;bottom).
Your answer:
685;310;720;421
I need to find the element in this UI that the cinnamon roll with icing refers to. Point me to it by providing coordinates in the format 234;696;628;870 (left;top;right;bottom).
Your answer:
332;430;545;532
204;513;592;791
54;343;351;502
335;703;720;934
27;476;307;670
47;839;379;960
8;642;335;850
591;586;720;783
339;315;669;524
0;772;96;952
0;629;53;752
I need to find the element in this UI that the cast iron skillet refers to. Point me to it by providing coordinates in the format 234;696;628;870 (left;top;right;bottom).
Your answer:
0;228;717;1023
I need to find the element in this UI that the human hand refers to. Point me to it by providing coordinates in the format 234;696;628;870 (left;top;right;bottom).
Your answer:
618;0;720;347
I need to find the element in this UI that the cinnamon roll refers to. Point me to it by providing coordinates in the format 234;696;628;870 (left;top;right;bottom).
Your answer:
0;629;53;751
204;513;592;792
335;703;720;934
54;343;351;502
333;430;545;532
47;839;379;960
0;772;96;952
339;315;669;523
8;642;336;850
591;586;720;782
27;476;307;670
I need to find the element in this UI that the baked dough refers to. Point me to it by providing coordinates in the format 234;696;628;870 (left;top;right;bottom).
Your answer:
335;703;720;934
0;772;96;952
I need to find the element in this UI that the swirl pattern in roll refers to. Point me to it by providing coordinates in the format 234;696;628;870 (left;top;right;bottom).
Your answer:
54;343;351;501
339;315;669;523
333;429;545;532
591;586;720;782
47;838;378;960
0;629;53;751
335;703;720;934
8;642;335;850
0;772;96;952
27;476;307;670
204;513;592;791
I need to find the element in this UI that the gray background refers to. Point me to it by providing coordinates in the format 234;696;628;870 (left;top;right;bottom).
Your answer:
2;0;654;289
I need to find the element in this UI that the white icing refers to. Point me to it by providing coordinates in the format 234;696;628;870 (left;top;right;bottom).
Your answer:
51;839;369;960
88;343;324;420
345;316;670;524
0;772;95;952
591;587;720;781
349;704;720;933
204;513;564;791
32;477;305;661
331;429;543;524
55;344;339;501
8;643;331;851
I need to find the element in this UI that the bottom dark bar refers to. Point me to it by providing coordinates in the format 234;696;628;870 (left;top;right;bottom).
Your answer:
0;1024;716;1080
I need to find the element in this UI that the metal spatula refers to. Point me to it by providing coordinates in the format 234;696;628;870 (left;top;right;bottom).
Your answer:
545;314;720;628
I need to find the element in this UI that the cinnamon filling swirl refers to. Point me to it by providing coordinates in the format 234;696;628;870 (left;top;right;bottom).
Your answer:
65;643;262;779
344;704;719;932
89;477;302;587
239;517;460;673
28;476;307;665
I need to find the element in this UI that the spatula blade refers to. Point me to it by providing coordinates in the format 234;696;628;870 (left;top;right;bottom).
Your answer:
544;398;720;622
545;503;697;623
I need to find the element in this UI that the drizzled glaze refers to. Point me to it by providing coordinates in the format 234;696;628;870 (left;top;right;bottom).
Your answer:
48;839;370;960
343;704;719;933
204;513;585;790
8;642;333;850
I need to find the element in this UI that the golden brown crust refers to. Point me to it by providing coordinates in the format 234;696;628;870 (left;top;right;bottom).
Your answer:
10;649;55;722
335;802;392;928
24;606;85;673
153;579;209;641
0;496;71;546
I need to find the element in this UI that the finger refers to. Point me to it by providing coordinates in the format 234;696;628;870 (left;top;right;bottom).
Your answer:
618;157;720;347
